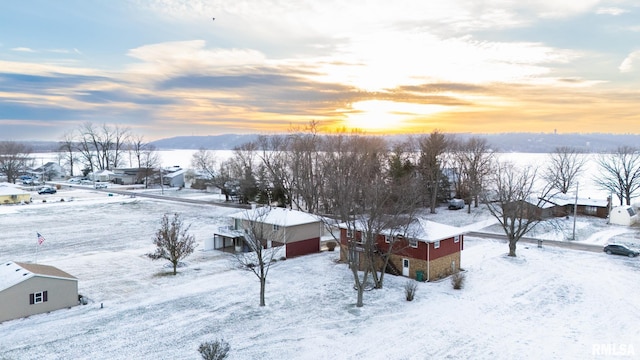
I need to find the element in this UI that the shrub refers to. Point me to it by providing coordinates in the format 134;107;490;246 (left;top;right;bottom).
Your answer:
451;271;465;290
279;256;286;261
198;339;230;360
404;280;417;301
326;241;337;251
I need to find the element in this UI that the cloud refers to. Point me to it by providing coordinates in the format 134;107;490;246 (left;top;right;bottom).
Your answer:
126;40;266;75
595;7;628;16
11;47;36;53
619;51;640;73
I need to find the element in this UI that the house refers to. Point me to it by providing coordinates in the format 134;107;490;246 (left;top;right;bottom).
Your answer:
503;197;557;220
111;168;149;185
91;169;114;183
0;261;78;323
338;218;465;281
0;183;31;204
211;207;323;258
609;206;638;226
162;166;185;188
545;194;610;219
31;162;64;181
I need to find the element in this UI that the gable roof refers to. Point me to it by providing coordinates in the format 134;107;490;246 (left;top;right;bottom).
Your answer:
229;207;320;227
0;261;77;292
337;217;465;243
395;218;465;243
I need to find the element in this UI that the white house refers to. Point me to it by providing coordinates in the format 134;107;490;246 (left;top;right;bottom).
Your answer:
609;205;638;226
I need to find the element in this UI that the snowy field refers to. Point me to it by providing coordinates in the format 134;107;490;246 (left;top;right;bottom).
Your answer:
1;188;640;359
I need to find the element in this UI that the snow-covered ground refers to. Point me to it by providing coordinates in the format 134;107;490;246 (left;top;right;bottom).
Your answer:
1;188;639;359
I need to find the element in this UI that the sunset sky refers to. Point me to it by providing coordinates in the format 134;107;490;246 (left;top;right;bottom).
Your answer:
1;0;639;141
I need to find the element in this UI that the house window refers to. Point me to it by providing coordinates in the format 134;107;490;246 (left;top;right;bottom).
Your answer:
272;224;280;232
434;241;440;249
409;238;418;248
454;235;460;243
585;206;597;215
29;291;48;305
346;229;353;239
384;235;390;243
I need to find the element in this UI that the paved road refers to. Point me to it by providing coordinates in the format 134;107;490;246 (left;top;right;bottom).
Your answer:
467;231;604;253
97;188;252;209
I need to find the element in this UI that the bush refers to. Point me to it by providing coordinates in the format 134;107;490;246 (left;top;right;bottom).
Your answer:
198;339;230;360
326;241;337;251
404;280;417;301
279;256;286;261
451;271;465;290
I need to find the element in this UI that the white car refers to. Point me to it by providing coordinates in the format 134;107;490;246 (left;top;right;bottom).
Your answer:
94;183;108;189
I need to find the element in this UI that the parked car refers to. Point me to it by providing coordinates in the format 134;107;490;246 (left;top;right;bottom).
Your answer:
38;187;57;195
448;198;465;210
67;178;81;184
603;244;639;258
94;183;108;189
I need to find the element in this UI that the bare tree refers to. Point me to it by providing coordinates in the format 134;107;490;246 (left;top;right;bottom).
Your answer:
58;132;78;177
417;131;450;213
594;146;640;206
191;149;234;200
233;207;283;306
256;135;294;208
482;161;553;257
0;141;33;183
453;137;494;213
147;213;196;275
76;122;130;171
286;121;324;213
228;142;259;204
544;146;586;194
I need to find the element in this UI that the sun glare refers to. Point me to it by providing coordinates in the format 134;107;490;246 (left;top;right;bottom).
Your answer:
343;100;447;133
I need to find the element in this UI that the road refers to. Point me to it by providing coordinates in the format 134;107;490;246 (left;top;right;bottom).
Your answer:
97;188;252;209
467;231;604;253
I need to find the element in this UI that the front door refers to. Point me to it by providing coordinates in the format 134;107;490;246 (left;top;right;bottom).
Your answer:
402;258;410;277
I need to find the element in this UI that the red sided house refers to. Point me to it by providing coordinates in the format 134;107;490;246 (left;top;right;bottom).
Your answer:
339;218;465;281
212;207;323;258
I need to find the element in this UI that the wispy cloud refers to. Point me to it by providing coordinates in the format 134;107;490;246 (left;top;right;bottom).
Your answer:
619;51;640;73
595;7;628;16
11;47;36;53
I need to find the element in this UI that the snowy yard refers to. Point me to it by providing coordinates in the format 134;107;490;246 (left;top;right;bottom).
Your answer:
1;188;639;359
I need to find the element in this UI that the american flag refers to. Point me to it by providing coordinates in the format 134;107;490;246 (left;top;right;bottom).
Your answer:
37;232;45;245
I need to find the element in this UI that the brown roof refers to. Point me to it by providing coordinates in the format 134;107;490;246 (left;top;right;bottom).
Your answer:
15;262;77;280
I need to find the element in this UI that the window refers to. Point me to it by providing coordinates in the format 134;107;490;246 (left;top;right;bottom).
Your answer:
434;241;440;249
384;235;390;243
585;206;597;215
409;238;418;248
29;291;48;305
272;224;280;232
346;229;353;239
454;235;460;243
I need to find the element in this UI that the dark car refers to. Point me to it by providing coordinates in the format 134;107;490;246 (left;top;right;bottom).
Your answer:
38;187;57;195
603;244;639;258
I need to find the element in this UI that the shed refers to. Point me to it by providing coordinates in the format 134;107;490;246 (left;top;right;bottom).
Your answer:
0;261;78;323
609;206;638;226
